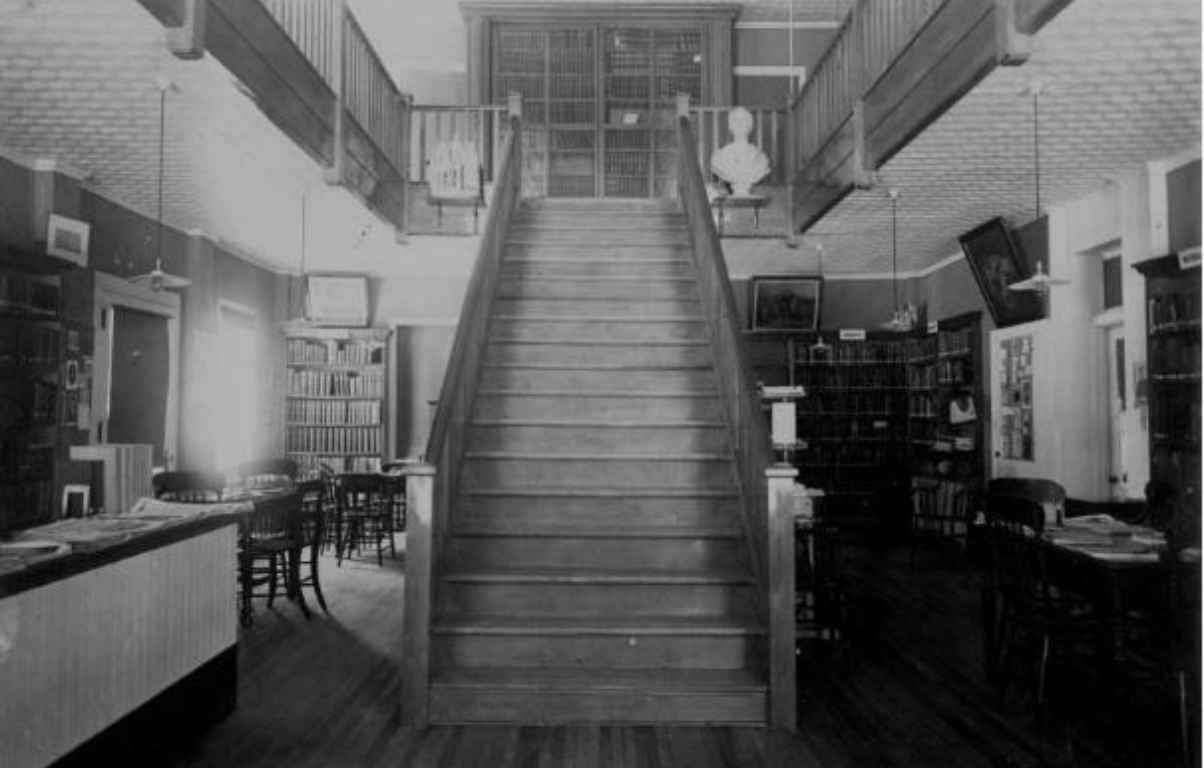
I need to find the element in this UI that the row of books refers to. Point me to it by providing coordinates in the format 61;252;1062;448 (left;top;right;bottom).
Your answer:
295;455;382;478
795;366;907;390
285;426;381;455
0;271;58;318
287;339;383;366
0;322;61;368
1148;292;1200;333
286;399;381;425
288;369;384;398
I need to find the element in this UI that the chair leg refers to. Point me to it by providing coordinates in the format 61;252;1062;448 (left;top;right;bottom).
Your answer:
267;553;279;608
309;545;329;613
1178;669;1189;768
289;548;311;620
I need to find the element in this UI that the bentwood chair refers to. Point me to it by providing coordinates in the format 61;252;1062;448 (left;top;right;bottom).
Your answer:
282;478;329;614
235;458;299;490
237;491;306;626
152;471;226;502
335;473;394;566
983;492;1099;717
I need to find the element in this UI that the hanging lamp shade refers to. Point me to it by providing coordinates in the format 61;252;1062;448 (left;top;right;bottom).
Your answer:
131;76;190;292
880;189;915;332
1009;80;1067;296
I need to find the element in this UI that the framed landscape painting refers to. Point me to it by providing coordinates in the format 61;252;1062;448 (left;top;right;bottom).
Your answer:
750;276;822;332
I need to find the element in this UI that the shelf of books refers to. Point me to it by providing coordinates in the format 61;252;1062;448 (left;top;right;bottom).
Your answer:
284;327;389;477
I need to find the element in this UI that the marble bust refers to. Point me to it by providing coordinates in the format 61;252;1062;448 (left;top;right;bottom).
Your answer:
710;106;770;196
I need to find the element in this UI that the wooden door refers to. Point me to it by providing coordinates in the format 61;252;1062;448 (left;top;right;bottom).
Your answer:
108;306;170;466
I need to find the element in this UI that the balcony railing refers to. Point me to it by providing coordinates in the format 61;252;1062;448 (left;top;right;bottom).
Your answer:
408;105;512;186
789;0;945;167
261;0;409;180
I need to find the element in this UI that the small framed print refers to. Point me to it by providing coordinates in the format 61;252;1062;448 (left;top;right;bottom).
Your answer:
46;214;90;267
64;359;79;390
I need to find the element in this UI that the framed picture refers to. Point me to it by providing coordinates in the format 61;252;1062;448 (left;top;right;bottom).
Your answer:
959;218;1042;327
749;276;822;332
46;214;90;267
305;273;370;327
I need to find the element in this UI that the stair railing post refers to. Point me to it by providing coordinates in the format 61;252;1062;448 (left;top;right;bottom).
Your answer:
767;464;798;731
401;463;436;727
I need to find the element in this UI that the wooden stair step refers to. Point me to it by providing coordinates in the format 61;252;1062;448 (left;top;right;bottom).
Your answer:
478;363;717;392
428;671;766;724
434;615;761;635
461;487;739;498
440;566;753;585
450;522;740;539
432;667;765;693
431;615;765;670
492;297;703;318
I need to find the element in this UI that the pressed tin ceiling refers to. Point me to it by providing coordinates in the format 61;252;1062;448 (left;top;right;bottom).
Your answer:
0;0;1199;276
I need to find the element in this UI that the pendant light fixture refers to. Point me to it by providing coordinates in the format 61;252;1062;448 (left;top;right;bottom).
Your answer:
1009;79;1067;295
132;76;190;292
881;188;915;332
809;241;831;359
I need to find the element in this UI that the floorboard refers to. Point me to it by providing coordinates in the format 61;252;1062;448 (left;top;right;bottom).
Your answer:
151;536;1187;768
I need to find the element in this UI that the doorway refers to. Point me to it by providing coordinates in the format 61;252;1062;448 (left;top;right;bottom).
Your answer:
1104;324;1127;499
108;306;170;466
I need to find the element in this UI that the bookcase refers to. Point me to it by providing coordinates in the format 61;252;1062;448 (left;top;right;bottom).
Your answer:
0;266;62;534
1134;254;1200;519
787;332;911;532
284;327;390;477
905;312;983;482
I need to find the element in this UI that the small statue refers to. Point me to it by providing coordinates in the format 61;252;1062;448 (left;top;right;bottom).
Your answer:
710;106;770;197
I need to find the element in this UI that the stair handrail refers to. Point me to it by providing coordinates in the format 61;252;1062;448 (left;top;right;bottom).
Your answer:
674;94;796;730
402;96;522;727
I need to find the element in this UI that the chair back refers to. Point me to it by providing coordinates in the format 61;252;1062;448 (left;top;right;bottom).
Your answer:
336;473;384;515
241;491;302;543
297;478;326;549
984;492;1048;613
153;471;226;502
237;458;299;489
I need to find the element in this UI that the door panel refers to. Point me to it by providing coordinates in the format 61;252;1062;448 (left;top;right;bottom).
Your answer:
108;306;169;465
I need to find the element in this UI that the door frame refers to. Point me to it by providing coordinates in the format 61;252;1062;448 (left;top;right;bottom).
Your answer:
90;272;181;468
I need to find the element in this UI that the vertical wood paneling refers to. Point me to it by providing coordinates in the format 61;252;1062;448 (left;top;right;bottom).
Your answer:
0;525;237;768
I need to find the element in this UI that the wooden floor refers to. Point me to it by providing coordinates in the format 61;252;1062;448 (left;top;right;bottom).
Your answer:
151;536;1188;768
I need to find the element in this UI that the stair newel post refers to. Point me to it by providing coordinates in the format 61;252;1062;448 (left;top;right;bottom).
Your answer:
401;463;436;727
767;465;798;731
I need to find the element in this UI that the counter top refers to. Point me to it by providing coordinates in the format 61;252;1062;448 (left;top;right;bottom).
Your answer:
0;514;238;599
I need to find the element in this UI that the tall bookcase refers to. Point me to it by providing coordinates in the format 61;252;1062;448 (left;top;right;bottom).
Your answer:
0;267;62;534
284;327;390;477
787;332;911;531
1135;254;1200;521
906;312;984;482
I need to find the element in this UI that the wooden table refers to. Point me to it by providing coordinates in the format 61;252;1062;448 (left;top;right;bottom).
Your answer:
982;517;1171;693
1043;522;1170;685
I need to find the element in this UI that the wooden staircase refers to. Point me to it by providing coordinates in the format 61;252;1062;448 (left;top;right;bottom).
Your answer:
428;198;768;725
